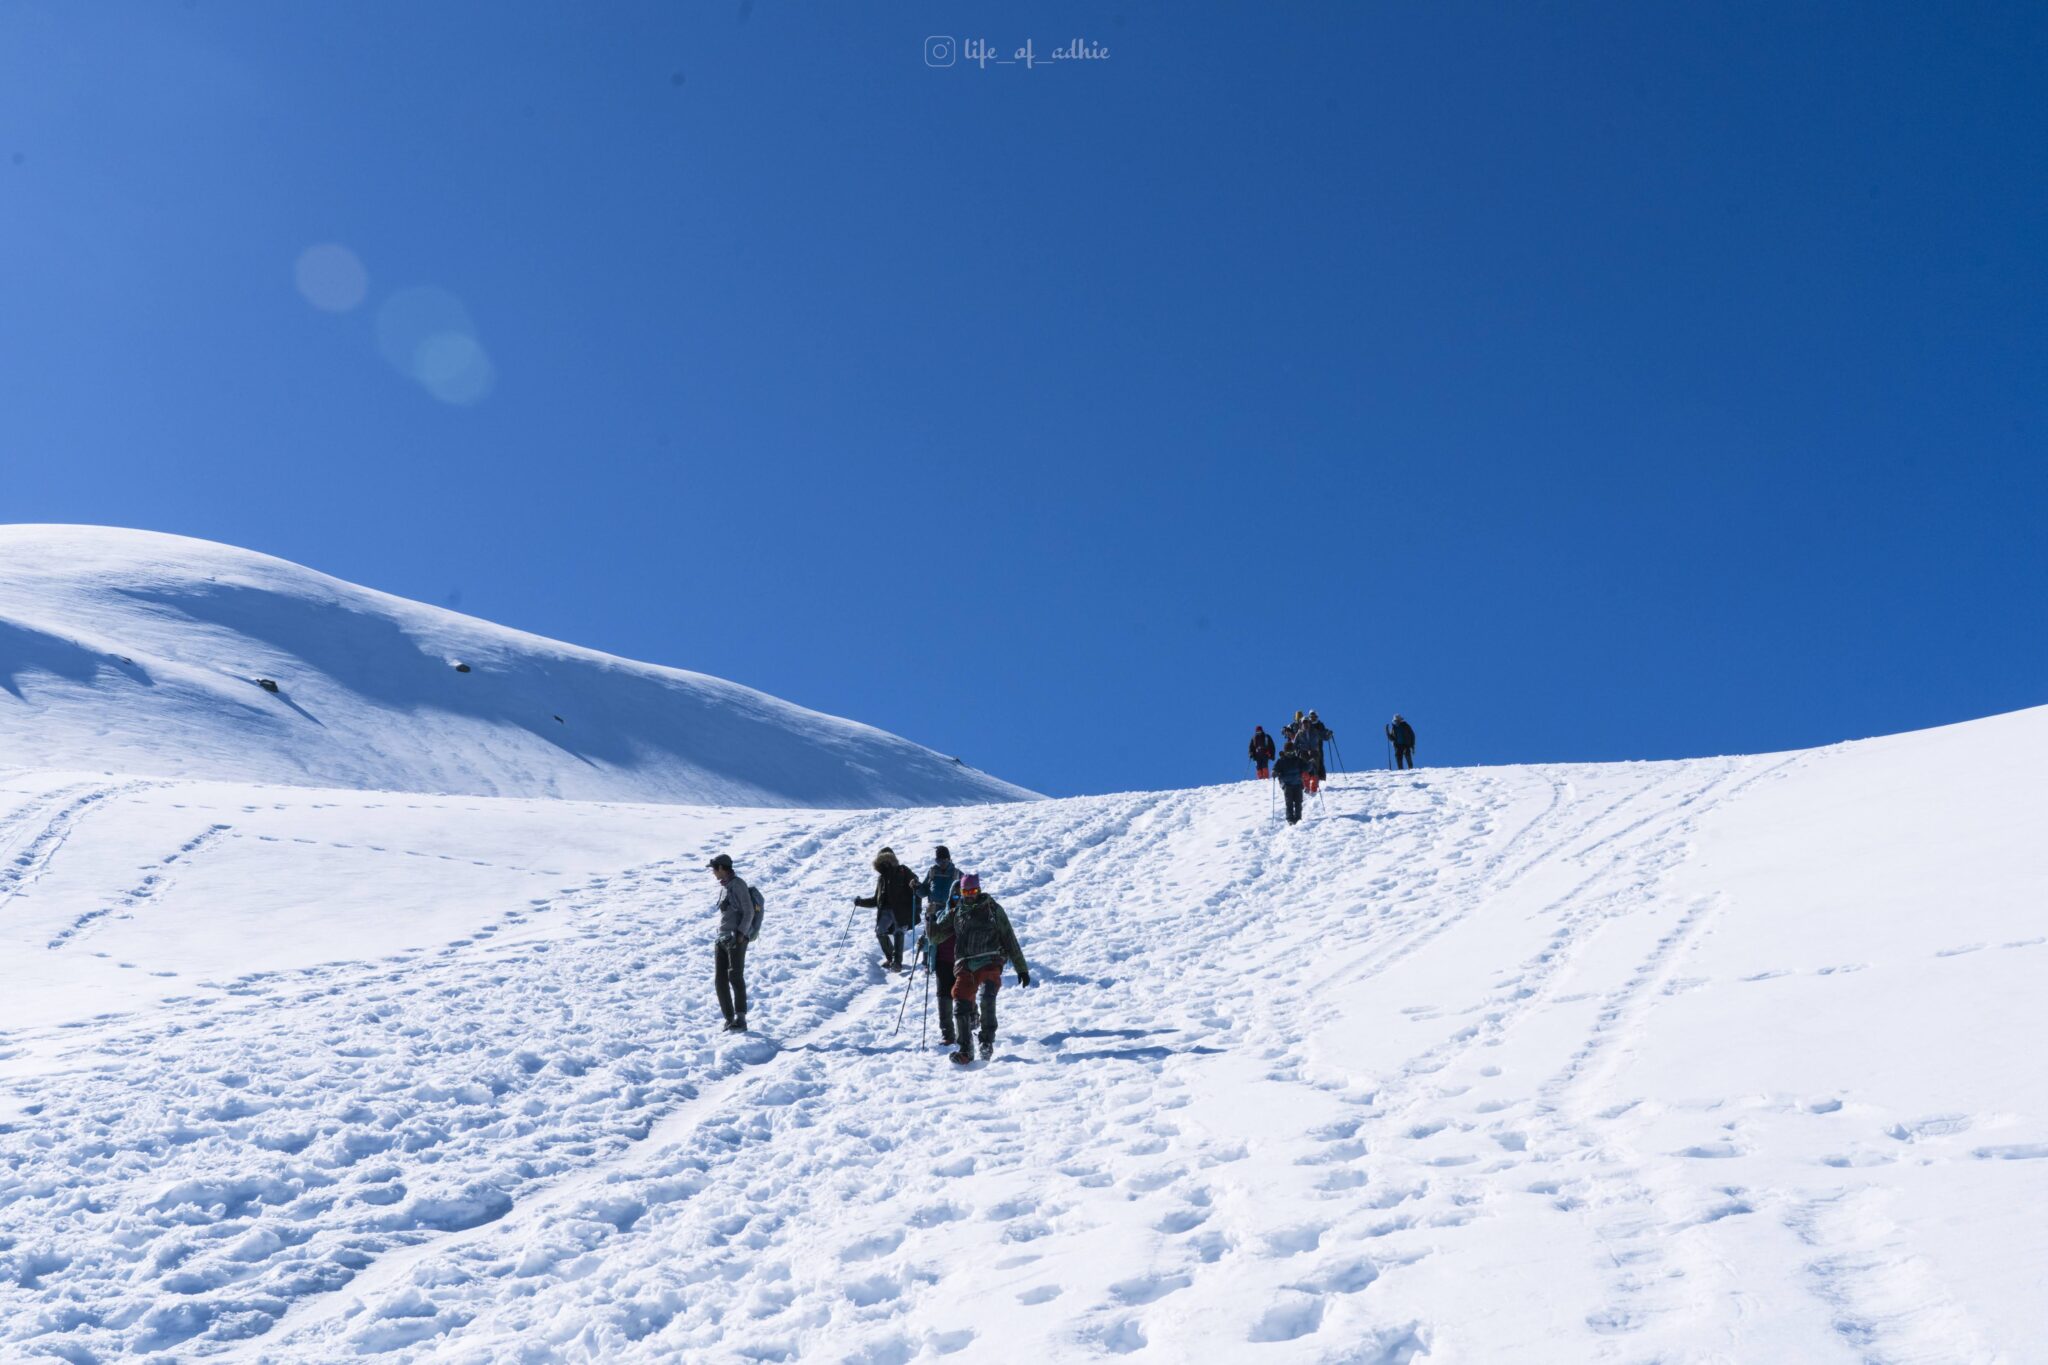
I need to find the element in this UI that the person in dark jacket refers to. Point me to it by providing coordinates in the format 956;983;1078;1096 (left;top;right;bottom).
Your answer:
1248;726;1276;779
1386;714;1416;770
854;846;920;971
920;846;964;1047
1299;711;1333;789
1273;744;1310;824
940;872;1030;1063
709;853;762;1032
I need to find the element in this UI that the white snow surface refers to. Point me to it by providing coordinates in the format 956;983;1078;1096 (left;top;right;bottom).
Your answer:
1;705;2045;1361
0;525;1032;807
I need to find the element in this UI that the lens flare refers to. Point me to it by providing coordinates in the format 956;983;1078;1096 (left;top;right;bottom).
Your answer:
376;286;495;406
294;243;367;313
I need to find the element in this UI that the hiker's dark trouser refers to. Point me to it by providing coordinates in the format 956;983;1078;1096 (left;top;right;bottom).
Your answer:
716;936;748;1021
953;961;1003;1044
1395;746;1414;770
1283;784;1305;823
934;939;957;1039
875;909;903;966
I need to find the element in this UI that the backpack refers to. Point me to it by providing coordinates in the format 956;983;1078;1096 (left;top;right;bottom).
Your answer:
745;884;766;942
954;894;1003;962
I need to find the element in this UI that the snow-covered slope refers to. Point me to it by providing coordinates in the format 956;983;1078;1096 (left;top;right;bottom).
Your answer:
0;525;1031;807
1;707;2043;1361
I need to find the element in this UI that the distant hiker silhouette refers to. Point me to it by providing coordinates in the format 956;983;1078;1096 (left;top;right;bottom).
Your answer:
1273;744;1309;824
1297;711;1333;792
1249;726;1275;780
1386;714;1416;770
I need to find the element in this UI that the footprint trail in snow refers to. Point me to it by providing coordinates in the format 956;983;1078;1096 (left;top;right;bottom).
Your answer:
2;704;2045;1361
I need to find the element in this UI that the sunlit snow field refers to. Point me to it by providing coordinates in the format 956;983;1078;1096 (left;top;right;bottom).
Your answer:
2;706;2043;1361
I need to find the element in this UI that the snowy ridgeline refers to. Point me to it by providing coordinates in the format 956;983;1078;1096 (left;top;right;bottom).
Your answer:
0;525;1033;808
0;706;2045;1361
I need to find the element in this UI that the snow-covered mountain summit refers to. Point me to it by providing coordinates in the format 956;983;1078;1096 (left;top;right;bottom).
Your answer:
0;525;1032;806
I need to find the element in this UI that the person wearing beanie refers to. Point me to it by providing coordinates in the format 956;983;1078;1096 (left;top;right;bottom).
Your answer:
944;872;1030;1064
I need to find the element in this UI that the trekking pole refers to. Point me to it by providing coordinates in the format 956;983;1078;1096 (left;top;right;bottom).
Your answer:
1387;737;1394;771
891;956;918;1037
919;955;931;1048
1332;737;1346;780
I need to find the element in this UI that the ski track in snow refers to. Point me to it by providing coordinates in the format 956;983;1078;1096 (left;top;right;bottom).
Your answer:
0;740;2042;1362
0;780;157;915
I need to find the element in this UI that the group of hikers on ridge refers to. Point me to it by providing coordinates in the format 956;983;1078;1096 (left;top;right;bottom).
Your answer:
704;714;1415;1051
704;845;1031;1066
1248;710;1420;824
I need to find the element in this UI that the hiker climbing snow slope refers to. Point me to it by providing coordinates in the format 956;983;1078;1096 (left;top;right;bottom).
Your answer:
938;872;1030;1064
1248;725;1275;780
853;846;920;971
1273;742;1310;824
1387;714;1417;770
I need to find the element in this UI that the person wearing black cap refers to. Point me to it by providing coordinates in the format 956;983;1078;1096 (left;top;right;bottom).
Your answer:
709;853;762;1032
919;846;963;1048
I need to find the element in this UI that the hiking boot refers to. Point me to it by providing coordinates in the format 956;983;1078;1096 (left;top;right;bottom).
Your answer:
978;1033;995;1061
725;1016;747;1033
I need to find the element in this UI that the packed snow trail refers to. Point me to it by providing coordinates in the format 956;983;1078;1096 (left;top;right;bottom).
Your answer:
2;707;2045;1361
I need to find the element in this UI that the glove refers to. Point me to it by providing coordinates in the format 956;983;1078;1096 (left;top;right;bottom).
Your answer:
1018;968;1032;987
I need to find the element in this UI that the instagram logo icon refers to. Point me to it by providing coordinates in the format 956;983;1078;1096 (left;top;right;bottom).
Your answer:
924;35;956;67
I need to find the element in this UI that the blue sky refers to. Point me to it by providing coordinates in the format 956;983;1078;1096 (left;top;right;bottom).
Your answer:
4;2;2043;798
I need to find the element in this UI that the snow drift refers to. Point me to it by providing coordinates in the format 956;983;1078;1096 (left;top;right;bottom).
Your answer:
0;525;1032;807
0;704;2042;1360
